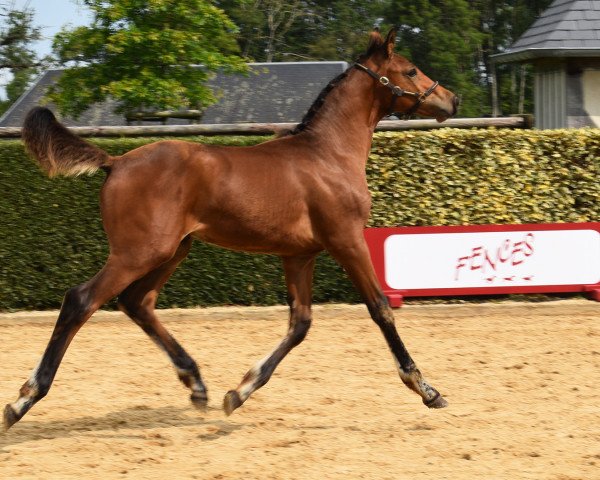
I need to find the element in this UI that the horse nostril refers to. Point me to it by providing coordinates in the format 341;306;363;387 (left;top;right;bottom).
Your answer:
452;95;460;114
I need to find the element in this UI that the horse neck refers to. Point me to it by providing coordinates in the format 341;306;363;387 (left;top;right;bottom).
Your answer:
300;68;386;168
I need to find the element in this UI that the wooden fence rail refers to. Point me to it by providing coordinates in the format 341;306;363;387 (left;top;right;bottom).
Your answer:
0;115;532;138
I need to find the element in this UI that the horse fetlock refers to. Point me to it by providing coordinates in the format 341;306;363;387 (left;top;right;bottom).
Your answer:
177;367;207;393
177;370;195;387
399;368;446;406
190;390;209;410
399;366;422;391
19;379;39;398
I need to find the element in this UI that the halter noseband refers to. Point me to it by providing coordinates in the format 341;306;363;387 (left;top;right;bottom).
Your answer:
354;62;439;119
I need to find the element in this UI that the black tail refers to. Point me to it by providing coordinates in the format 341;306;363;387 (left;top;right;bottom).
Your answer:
21;107;110;177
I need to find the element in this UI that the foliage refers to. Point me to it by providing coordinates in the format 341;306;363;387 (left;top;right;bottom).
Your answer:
216;0;313;62
289;0;388;61
217;0;555;117
48;0;247;119
1;129;598;310
217;0;386;62
0;5;43;113
0;134;356;310
382;0;486;117
474;0;553;115
0;0;564;119
367;128;599;226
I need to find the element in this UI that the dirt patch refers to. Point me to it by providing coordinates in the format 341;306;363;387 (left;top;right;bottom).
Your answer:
1;300;599;479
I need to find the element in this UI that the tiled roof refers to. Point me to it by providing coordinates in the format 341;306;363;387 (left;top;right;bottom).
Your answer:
491;0;600;63
0;62;349;127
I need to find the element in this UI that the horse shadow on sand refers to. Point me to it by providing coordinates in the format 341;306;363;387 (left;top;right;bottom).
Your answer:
0;404;243;449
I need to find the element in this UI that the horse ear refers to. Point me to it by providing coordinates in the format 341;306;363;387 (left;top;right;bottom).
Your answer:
384;27;398;57
366;28;384;55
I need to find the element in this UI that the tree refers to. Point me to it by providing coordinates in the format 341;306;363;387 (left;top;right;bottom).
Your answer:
384;0;487;117
287;0;388;61
49;0;246;119
474;0;553;115
0;5;42;113
219;0;386;62
220;1;560;117
217;0;316;62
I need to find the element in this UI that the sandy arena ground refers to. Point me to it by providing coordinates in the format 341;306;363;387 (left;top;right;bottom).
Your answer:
1;300;599;479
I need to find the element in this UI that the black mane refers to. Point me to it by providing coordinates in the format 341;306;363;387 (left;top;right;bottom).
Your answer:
287;66;353;136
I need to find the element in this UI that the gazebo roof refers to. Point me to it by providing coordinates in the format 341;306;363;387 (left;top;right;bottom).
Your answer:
491;0;600;63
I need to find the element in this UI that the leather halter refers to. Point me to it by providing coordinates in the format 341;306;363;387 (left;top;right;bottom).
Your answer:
354;62;439;119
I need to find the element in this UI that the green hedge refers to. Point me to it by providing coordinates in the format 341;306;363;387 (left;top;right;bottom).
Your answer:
1;128;598;310
367;129;599;226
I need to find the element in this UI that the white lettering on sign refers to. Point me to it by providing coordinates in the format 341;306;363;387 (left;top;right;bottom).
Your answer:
384;230;600;290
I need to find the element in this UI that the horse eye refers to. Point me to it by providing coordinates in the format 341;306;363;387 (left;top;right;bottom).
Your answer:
407;68;417;78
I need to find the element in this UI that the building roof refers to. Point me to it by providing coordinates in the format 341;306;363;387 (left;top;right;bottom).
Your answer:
0;61;349;127
491;0;600;63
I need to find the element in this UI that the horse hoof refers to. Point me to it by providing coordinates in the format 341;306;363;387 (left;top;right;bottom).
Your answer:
190;391;208;410
223;390;243;416
423;392;448;409
3;404;19;432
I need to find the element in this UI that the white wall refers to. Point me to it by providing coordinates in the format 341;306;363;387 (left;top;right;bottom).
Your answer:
582;69;600;127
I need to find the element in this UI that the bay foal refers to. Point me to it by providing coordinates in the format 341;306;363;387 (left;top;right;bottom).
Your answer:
4;29;458;431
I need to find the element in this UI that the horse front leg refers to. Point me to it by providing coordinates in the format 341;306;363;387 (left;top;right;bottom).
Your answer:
224;254;316;415
328;235;447;409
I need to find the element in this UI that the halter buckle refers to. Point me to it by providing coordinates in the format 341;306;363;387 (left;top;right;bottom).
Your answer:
379;76;390;86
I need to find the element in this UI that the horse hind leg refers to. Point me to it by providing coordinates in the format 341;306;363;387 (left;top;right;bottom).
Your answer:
117;236;208;408
224;254;316;415
3;284;92;431
2;253;167;432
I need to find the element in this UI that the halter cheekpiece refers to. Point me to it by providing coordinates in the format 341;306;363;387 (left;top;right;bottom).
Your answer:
354;62;439;119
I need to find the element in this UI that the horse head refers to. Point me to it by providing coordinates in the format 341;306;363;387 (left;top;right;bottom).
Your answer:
357;28;459;122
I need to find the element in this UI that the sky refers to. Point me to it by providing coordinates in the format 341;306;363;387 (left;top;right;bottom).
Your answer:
14;0;92;57
1;0;92;99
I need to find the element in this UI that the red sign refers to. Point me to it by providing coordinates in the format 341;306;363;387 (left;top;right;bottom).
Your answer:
365;223;600;307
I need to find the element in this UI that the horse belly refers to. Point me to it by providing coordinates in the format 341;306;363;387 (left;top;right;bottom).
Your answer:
189;210;321;256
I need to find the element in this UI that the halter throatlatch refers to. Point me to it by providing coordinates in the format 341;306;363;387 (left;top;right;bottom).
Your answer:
354;62;439;119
